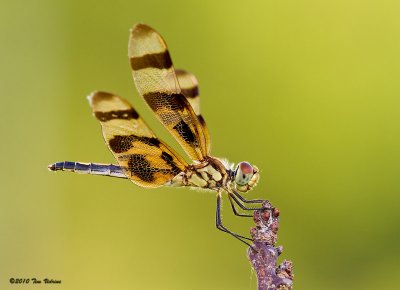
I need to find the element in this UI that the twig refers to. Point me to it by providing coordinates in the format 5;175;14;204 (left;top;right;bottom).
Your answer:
247;201;294;290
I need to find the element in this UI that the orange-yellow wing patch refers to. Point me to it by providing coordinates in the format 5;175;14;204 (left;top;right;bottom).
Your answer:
175;69;211;155
128;24;207;161
88;91;188;188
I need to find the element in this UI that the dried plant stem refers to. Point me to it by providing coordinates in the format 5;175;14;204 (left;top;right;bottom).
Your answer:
247;201;294;290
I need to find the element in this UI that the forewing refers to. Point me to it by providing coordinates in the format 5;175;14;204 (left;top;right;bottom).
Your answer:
175;69;211;155
88;91;188;188
128;24;207;161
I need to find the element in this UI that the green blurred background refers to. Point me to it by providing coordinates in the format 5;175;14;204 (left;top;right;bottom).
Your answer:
1;0;400;289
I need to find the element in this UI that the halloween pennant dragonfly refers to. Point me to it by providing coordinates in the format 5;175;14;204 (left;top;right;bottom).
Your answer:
49;24;267;246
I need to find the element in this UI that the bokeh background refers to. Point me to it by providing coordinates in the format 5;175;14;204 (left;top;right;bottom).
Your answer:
1;0;400;289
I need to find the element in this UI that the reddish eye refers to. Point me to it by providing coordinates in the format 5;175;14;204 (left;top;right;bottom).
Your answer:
239;162;253;174
235;161;254;186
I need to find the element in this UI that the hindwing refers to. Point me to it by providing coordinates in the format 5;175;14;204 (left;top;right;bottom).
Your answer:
175;69;211;155
88;91;188;188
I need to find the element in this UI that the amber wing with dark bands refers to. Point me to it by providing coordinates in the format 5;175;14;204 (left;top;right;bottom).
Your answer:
88;91;188;188
175;69;211;155
128;24;207;161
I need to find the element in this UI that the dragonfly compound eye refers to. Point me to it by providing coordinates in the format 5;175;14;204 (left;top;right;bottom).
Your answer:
235;161;254;186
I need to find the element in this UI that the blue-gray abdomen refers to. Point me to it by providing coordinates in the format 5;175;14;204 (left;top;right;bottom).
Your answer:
48;161;127;179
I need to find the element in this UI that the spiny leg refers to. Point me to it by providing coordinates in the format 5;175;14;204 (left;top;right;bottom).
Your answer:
230;193;272;211
227;194;253;217
233;190;265;204
216;194;252;241
216;193;253;246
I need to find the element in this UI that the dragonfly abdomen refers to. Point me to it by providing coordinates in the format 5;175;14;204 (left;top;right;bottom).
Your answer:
48;161;127;179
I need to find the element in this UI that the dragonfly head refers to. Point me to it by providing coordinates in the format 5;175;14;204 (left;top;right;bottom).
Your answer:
234;161;259;193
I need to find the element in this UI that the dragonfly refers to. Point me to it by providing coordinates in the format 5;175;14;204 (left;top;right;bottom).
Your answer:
48;24;267;246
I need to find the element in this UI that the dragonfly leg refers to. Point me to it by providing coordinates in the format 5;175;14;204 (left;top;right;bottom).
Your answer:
233;190;265;203
230;192;272;211
215;193;253;246
227;194;253;217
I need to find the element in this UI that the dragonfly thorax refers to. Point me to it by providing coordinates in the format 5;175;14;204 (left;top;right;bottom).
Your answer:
169;158;259;194
169;157;228;190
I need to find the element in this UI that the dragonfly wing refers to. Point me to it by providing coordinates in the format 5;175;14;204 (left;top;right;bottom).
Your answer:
88;91;188;188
